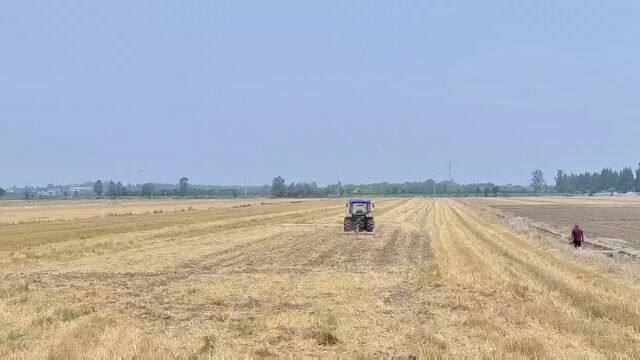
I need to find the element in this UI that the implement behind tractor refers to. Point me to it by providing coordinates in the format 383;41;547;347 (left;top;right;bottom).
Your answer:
343;198;375;236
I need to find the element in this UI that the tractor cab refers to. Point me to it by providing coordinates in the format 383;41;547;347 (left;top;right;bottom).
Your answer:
347;199;373;216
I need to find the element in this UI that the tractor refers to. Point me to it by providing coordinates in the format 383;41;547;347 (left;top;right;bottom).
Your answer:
343;198;375;234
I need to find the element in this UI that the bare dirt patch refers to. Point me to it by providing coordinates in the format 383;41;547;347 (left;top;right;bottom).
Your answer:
465;196;640;256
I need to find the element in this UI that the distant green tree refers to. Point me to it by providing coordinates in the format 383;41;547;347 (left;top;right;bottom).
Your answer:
475;187;481;197
555;170;565;193
115;181;123;197
142;183;154;197
484;188;489;197
287;182;296;197
636;163;640;192
600;168;618;192
116;181;127;197
531;170;546;194
618;167;635;193
0;188;5;198
492;186;500;197
93;180;103;197
179;177;189;196
271;176;286;197
106;180;117;198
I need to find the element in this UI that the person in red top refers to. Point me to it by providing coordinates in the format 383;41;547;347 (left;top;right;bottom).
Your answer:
571;224;584;248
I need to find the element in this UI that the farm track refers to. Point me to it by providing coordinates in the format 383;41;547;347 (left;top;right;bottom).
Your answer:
1;199;639;358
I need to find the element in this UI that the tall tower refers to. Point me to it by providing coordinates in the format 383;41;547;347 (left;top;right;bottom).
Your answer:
448;162;453;182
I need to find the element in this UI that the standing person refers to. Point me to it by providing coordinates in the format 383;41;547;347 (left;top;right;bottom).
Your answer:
570;224;584;249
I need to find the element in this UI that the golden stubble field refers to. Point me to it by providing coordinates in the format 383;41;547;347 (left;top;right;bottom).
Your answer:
1;197;639;358
0;198;316;225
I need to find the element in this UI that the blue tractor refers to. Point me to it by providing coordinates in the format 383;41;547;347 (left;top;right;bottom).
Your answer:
343;198;375;233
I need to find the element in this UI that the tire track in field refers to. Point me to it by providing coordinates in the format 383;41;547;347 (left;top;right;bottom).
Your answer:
2;202;351;274
169;199;406;274
0;201;345;253
304;199;424;271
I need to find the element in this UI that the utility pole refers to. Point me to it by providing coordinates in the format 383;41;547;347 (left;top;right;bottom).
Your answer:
433;174;436;197
243;177;247;198
448;162;452;182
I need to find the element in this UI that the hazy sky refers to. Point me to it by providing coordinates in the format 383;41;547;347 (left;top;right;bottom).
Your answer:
2;1;639;187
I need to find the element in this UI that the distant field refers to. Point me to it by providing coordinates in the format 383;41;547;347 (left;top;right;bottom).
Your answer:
0;198;318;224
1;198;639;358
468;196;640;255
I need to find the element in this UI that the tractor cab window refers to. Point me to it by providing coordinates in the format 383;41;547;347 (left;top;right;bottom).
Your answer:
350;202;369;215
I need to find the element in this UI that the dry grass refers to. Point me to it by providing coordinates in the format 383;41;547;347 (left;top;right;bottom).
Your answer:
0;198;317;224
1;198;639;358
422;199;640;358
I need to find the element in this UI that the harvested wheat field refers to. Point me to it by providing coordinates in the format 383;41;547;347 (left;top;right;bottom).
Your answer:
1;198;639;358
0;198;315;225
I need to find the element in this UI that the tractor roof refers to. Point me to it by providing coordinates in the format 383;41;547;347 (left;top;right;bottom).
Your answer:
348;198;371;203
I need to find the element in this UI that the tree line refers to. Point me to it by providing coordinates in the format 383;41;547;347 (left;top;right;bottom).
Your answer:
6;165;638;200
555;163;640;194
91;177;269;198
271;176;528;198
92;180;128;198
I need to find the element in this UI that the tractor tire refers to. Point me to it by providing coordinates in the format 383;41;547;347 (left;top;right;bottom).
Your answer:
365;219;375;232
343;217;353;232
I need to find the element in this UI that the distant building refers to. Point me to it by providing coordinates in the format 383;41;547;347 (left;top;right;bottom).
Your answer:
38;187;62;197
68;186;94;195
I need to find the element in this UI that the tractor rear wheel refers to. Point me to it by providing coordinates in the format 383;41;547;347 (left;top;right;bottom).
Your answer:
343;217;353;232
365;219;375;232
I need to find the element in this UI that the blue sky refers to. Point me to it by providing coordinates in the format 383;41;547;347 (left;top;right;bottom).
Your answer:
1;1;639;187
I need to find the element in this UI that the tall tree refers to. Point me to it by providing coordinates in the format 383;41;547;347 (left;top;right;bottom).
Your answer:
116;181;125;197
531;169;546;194
600;168;619;192
142;183;154;197
555;170;565;193
93;180;103;197
106;180;117;198
492;186;500;197
618;167;635;193
271;176;286;197
179;177;189;196
636;163;640;192
0;188;5;198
